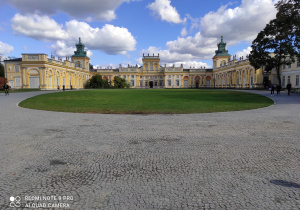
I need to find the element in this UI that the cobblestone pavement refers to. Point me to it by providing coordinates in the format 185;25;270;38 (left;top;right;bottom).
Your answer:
0;90;299;210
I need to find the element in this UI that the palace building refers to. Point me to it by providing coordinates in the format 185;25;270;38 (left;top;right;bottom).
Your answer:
4;38;90;90
4;37;300;91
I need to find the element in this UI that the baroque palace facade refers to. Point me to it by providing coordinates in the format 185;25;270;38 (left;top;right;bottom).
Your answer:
4;37;300;90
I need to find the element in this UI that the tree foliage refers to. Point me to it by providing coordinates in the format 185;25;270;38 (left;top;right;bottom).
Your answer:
0;77;7;90
113;76;130;88
85;74;110;89
249;0;300;86
0;62;4;77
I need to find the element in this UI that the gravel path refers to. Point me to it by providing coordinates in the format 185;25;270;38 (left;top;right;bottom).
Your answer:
0;90;299;210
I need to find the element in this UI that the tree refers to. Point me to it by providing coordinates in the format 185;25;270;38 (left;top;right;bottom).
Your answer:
0;62;4;77
249;0;300;87
0;77;7;90
84;74;110;89
90;64;94;70
113;76;130;88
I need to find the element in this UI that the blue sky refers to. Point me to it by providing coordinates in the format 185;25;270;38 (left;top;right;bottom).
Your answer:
0;0;278;68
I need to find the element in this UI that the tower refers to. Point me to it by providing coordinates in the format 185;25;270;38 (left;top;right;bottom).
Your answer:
71;37;90;71
212;36;231;69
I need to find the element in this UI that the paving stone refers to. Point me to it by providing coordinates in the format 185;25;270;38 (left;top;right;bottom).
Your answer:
0;90;299;209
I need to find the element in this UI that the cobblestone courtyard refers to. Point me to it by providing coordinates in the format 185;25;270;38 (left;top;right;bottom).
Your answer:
0;90;299;209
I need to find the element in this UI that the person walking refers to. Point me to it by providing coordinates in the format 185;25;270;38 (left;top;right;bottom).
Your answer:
270;84;275;96
3;83;9;96
286;83;292;96
276;84;281;95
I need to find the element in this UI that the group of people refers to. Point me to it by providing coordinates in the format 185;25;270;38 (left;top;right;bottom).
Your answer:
269;83;292;96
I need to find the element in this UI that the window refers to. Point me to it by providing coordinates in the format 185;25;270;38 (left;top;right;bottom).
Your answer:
131;75;134;79
176;80;180;86
288;76;291;84
154;81;158;86
168;80;171;86
296;75;299;86
176;75;179;78
297;60;300;67
145;66;148;71
282;64;286;69
123;75;126;79
49;76;52;86
130;80;134;86
168;75;171;78
139;81;143;86
150;63;153;71
155;66;158;71
159;80;163;86
282;76;285;87
250;76;253;85
155;76;157;79
15;65;20;73
140;76;142;79
160;76;163;79
145;81;148;86
15;77;21;87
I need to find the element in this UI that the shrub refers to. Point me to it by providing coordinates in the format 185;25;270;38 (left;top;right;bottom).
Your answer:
85;74;110;89
113;76;130;88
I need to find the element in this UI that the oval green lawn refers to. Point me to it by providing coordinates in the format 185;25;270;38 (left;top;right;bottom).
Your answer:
19;89;273;114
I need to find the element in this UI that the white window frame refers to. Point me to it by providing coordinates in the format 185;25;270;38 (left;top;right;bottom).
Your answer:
15;65;20;73
14;77;21;87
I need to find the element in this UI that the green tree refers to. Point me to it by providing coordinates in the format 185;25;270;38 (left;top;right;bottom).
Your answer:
249;0;300;87
113;76;130;88
85;74;110;89
90;64;94;70
0;62;4;77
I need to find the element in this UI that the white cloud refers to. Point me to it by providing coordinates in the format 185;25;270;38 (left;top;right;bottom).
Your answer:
7;0;136;21
12;14;67;41
234;46;251;59
12;14;137;56
65;21;136;54
141;46;197;63
51;41;75;57
0;41;14;55
180;27;187;37
139;46;210;68
141;0;278;64
166;32;218;59
147;0;185;24
200;0;278;44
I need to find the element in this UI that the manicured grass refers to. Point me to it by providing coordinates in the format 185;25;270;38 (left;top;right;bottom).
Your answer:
11;89;43;93
18;89;273;114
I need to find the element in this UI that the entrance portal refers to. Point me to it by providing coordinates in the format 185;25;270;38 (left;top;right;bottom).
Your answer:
30;76;40;88
149;81;153;88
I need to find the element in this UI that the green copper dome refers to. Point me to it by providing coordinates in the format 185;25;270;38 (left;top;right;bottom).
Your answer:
215;36;230;56
72;37;87;57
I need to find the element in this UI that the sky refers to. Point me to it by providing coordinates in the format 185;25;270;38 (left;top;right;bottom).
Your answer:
0;0;279;68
